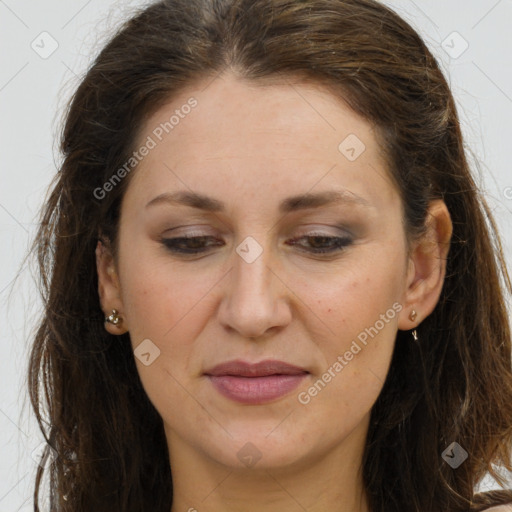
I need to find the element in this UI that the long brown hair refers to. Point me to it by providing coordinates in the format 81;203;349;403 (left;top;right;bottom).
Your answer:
28;0;512;510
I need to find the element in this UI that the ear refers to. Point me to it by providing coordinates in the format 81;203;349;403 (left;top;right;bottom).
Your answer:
95;238;129;335
398;199;453;331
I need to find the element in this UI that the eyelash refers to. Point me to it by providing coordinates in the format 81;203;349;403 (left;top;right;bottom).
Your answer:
160;234;353;256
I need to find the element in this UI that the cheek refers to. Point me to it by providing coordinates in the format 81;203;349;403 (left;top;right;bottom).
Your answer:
294;275;401;438
118;260;211;416
304;254;404;342
117;250;222;395
303;251;404;392
118;248;206;341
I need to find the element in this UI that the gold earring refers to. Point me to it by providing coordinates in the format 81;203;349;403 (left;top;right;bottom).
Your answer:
105;309;121;325
409;310;418;341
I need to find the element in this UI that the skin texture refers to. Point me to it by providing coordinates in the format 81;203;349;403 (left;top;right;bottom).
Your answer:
96;72;452;512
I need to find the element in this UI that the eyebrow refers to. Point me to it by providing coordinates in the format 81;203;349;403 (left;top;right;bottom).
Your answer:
145;189;373;213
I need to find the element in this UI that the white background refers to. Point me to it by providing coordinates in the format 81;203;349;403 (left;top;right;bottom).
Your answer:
1;0;512;509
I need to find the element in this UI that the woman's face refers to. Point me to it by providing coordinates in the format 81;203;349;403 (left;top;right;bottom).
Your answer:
100;73;429;472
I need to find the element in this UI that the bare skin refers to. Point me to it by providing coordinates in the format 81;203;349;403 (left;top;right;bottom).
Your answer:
96;72;452;512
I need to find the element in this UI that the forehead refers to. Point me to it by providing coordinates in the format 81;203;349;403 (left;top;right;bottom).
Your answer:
123;73;397;213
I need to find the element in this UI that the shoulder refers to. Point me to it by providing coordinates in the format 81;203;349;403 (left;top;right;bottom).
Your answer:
483;506;512;511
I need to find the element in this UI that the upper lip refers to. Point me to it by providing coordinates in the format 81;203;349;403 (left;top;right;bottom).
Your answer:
204;359;309;377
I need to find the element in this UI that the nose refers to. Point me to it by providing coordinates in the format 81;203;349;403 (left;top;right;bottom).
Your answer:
217;238;293;339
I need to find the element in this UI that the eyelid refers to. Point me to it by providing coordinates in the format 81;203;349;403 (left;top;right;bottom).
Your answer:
158;223;356;249
287;223;353;239
291;224;353;236
161;225;218;237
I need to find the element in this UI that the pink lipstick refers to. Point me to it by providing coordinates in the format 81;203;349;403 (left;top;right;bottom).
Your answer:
204;359;309;405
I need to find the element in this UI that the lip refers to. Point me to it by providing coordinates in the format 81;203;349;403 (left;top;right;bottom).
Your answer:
204;359;309;405
204;359;308;377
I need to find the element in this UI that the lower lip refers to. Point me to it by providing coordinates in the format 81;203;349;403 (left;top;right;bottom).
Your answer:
207;374;308;404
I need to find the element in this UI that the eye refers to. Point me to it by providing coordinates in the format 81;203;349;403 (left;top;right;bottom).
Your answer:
286;234;353;254
160;236;223;254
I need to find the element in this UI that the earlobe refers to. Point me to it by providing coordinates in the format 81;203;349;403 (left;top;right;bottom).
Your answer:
398;200;453;331
95;239;129;334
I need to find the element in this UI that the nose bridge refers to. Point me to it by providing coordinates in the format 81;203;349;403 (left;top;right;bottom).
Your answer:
233;234;275;311
234;236;273;297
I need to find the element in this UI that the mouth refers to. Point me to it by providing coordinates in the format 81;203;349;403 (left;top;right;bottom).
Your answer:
204;359;309;404
204;359;308;377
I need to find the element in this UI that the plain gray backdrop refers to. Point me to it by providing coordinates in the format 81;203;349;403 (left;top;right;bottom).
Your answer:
1;0;511;509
